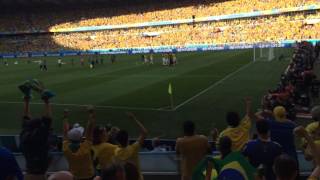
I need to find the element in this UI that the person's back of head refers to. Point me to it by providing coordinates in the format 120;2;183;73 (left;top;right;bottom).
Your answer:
93;126;107;145
116;130;129;147
273;154;298;180
48;171;73;180
183;120;195;136
218;136;232;159
273;106;287;122
256;120;270;136
226;112;240;127
100;163;125;180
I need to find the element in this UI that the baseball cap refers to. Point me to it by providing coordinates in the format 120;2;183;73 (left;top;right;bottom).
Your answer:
273;106;287;122
67;124;84;141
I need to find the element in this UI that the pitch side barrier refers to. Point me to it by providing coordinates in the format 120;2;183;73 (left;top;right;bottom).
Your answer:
1;40;320;59
0;4;319;35
0;135;314;176
11;151;313;177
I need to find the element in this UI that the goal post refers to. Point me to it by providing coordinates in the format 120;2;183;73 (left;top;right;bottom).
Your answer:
253;47;275;62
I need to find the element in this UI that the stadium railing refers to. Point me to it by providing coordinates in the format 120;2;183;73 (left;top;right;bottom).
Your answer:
12;151;313;178
0;135;314;178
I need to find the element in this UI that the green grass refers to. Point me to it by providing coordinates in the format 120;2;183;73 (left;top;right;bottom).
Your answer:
0;49;292;138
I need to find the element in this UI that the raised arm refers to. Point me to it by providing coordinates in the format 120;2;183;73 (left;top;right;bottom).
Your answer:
210;128;219;151
244;97;255;120
43;98;52;118
23;97;31;119
63;109;70;141
85;105;96;141
126;112;148;145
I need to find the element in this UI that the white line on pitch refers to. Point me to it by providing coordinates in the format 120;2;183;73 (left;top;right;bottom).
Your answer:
0;101;174;112
174;62;254;110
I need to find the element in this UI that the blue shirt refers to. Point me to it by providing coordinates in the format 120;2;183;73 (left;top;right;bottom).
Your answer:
0;147;23;180
242;139;282;180
267;119;297;160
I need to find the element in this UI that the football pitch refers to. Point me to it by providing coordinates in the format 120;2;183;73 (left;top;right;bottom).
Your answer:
0;49;292;138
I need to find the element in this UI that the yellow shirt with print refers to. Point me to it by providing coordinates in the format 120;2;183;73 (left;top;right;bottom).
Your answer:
63;140;95;179
218;115;251;151
92;142;117;169
114;142;143;180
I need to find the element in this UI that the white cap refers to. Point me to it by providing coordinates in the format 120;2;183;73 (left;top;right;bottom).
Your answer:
67;126;84;141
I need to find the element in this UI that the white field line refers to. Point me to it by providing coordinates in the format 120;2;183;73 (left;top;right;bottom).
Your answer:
174;62;254;110
0;101;174;112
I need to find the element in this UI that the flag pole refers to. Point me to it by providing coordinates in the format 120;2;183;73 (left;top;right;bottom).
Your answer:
168;83;174;109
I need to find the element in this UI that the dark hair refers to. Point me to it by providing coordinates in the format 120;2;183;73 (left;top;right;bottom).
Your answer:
183;121;195;136
116;130;129;147
124;162;140;180
93;126;105;145
101;163;124;180
273;154;298;180
226;112;240;127
256;120;270;135
218;136;232;159
24;117;43;129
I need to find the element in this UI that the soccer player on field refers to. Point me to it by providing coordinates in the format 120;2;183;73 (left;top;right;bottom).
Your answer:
149;54;154;64
58;58;62;67
80;58;84;66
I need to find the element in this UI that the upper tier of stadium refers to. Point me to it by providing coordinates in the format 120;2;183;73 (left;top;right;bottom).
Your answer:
1;10;319;53
0;0;319;33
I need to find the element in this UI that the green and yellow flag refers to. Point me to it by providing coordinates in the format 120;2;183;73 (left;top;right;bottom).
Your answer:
168;83;173;95
192;152;256;180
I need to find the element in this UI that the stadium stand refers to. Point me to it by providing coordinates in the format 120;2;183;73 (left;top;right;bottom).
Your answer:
1;10;320;53
0;0;319;33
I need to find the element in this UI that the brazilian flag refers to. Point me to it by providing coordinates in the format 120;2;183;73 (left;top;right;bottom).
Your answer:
192;152;256;180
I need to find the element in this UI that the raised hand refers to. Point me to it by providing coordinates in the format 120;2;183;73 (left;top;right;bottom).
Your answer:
126;112;136;120
210;128;219;141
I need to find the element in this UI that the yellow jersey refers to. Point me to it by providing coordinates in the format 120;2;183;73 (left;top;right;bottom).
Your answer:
63;140;95;179
114;142;143;180
219;116;251;151
92;142;117;169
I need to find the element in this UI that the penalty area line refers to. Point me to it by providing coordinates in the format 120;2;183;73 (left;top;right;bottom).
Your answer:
174;61;254;110
0;101;174;112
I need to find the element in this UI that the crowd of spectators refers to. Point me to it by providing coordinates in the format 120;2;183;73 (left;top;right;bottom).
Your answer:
0;0;318;33
260;41;320;121
1;10;319;53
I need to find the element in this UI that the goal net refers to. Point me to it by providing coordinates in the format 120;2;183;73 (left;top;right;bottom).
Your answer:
253;47;275;61
253;47;292;62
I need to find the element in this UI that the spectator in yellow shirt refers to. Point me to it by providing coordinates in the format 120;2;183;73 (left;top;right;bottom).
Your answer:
176;120;211;180
295;126;320;180
92;125;117;173
303;106;320;161
114;112;148;180
218;97;254;151
305;106;320;142
62;106;96;180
